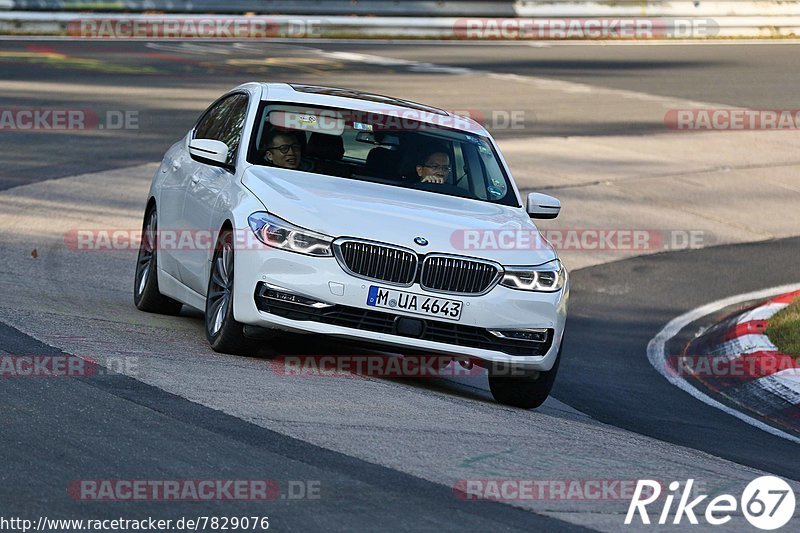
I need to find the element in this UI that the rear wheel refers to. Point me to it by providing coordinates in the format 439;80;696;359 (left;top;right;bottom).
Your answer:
133;206;182;315
205;230;261;355
488;343;562;409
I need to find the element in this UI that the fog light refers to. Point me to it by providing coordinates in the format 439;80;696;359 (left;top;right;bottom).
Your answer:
258;283;333;309
488;328;549;343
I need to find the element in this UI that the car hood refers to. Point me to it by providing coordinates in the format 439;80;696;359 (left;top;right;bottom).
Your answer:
243;166;558;266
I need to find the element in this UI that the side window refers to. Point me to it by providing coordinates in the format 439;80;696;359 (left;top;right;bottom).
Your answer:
194;99;228;140
194;94;249;167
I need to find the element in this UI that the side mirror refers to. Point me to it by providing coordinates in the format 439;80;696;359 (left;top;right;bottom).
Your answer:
526;192;561;219
189;139;230;168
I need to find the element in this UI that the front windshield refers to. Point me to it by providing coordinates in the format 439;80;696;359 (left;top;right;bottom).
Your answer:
247;102;519;207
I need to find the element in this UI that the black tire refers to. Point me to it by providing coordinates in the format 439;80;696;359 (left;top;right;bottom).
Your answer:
133;206;183;315
488;343;562;409
205;230;261;355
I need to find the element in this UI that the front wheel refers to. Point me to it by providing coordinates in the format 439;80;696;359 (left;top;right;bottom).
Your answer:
133;206;182;315
205;230;261;355
488;343;562;409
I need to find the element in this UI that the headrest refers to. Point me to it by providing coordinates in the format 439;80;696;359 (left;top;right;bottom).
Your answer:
306;132;345;160
366;147;402;178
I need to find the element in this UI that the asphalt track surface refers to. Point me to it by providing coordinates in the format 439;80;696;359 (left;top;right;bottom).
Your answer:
0;324;582;531
1;40;799;531
326;41;800;109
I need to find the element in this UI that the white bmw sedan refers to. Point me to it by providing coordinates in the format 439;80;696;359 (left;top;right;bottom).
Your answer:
135;83;568;408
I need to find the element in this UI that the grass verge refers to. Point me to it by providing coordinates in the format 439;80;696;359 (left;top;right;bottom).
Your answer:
766;298;800;356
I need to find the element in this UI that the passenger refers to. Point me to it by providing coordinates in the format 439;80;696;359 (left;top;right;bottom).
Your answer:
415;145;452;185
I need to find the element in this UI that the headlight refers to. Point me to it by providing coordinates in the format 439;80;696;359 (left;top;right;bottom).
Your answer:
248;212;333;257
500;260;565;292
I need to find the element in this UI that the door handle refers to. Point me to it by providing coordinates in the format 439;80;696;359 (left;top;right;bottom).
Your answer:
191;176;200;185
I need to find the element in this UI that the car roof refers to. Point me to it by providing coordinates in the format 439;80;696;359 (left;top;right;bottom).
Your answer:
246;82;488;136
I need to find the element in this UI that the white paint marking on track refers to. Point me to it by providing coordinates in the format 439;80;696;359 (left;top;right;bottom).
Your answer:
739;302;790;322
703;334;779;361
647;283;800;444
755;369;800;406
312;48;725;108
321;50;473;74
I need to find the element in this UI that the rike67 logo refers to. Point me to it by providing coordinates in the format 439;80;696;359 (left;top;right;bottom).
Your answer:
626;477;796;530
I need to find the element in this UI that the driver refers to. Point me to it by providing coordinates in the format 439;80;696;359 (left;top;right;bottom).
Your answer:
416;146;451;185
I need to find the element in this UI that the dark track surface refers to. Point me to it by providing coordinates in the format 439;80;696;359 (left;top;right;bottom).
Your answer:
0;323;586;531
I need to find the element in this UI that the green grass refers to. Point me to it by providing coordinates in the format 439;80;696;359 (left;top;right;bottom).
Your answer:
766;298;800;356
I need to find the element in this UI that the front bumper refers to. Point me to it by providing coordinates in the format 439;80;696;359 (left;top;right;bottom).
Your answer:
233;248;568;370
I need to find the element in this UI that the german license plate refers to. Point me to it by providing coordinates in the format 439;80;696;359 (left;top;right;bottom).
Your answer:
366;286;463;321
